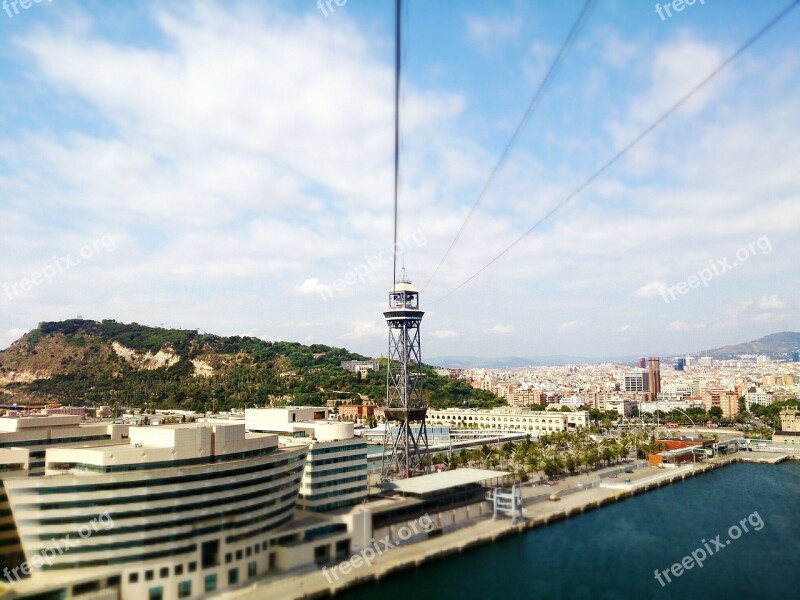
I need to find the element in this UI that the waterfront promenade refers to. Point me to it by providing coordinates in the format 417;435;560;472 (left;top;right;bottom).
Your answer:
226;451;796;600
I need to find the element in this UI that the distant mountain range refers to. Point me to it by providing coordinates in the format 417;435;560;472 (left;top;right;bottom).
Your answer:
703;331;800;359
430;331;800;368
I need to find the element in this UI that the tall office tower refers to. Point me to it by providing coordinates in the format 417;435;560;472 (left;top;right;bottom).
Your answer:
675;357;685;371
648;357;661;397
638;357;647;369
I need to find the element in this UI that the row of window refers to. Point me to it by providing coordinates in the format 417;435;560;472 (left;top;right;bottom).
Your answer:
25;467;302;517
307;498;365;512
31;494;298;560
306;463;367;478
301;485;367;502
14;451;306;496
0;434;111;449
434;415;564;423
47;445;281;474
49;543;197;570
130;534;283;593
302;473;365;491
129;561;196;584
308;442;367;456
307;452;367;468
225;512;294;545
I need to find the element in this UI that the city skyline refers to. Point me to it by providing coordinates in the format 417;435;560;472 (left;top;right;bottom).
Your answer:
1;0;799;359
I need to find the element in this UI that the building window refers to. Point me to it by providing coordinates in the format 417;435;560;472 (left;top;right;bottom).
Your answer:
335;539;350;559
202;540;219;569
235;550;243;561
129;573;139;584
148;586;164;600
246;547;252;558
314;545;329;563
228;568;239;586
145;570;154;582
175;565;183;576
160;567;169;579
188;562;197;573
225;553;232;564
178;581;191;599
248;561;257;579
204;575;217;593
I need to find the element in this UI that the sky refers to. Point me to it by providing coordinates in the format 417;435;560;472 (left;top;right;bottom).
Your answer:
1;0;799;361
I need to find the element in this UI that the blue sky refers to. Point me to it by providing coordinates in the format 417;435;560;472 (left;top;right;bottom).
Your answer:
1;0;798;360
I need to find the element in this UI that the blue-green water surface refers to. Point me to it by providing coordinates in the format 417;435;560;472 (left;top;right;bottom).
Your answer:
342;462;800;599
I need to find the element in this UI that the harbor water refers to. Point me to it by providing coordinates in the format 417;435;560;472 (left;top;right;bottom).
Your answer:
342;461;800;599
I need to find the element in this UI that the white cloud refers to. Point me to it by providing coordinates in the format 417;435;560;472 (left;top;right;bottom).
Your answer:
279;321;316;329
342;321;384;340
466;15;523;44
758;295;785;309
1;4;798;359
0;328;27;348
630;35;729;125
634;280;667;299
600;30;639;69
559;321;582;332
668;321;706;331
297;278;330;298
752;312;785;324
486;324;514;334
724;300;754;317
431;330;457;339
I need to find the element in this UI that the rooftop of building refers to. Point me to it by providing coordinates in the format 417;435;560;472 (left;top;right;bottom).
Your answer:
377;468;512;497
41;422;282;472
0;414;84;432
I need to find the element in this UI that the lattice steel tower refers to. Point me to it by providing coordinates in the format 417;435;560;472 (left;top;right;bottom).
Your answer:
381;269;428;479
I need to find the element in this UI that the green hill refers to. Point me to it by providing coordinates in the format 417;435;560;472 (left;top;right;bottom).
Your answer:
0;319;502;412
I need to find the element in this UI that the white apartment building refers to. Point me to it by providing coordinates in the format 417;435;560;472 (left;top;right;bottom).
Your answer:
637;400;705;414
558;396;585;408
605;398;636;417
427;408;589;434
339;360;379;375
661;382;701;398
745;387;772;409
